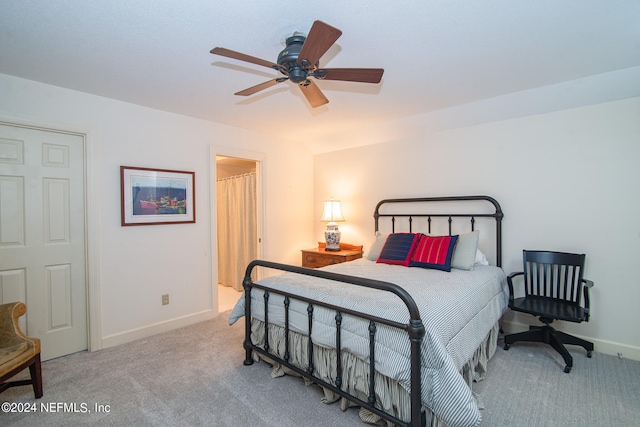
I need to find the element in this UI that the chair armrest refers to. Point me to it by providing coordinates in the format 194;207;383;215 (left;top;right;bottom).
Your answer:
0;302;26;333
506;271;524;303
582;279;594;321
0;302;40;353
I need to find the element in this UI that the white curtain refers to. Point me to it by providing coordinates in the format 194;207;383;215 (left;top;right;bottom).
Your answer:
217;173;257;291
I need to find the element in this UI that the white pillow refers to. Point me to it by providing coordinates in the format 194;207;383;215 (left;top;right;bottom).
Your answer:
451;231;480;270
366;231;388;261
475;249;489;266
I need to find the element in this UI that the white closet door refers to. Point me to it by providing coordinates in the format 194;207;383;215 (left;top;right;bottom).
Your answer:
0;124;87;361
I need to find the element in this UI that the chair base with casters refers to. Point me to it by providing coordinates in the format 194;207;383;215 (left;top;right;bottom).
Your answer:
0;302;43;398
504;318;593;373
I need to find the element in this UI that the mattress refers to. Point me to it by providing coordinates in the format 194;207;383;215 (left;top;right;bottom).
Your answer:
229;258;508;426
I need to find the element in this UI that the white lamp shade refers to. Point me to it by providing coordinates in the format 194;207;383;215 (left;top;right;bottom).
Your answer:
321;199;345;223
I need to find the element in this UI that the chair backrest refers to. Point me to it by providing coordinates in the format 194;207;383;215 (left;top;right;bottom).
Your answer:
522;250;586;305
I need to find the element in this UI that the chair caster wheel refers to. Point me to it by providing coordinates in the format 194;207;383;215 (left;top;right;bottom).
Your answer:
587;351;592;358
564;366;571;373
503;344;510;350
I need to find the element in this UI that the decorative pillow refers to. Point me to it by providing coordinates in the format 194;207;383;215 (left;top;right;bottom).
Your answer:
366;231;388;261
376;233;420;266
451;231;479;270
410;234;459;272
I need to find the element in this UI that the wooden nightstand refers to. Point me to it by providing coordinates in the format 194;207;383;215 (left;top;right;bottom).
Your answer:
301;243;363;268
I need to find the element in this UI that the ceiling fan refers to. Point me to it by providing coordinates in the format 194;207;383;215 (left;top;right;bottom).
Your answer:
210;20;384;108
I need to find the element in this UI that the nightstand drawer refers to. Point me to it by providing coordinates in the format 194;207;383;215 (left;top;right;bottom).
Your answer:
303;253;341;268
301;246;363;269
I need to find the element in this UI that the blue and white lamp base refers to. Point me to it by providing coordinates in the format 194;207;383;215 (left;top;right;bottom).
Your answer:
324;223;341;251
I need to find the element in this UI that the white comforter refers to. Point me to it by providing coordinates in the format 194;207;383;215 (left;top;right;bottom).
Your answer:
229;258;508;427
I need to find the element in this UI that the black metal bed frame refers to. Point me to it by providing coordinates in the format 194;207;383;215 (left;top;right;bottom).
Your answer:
242;196;504;427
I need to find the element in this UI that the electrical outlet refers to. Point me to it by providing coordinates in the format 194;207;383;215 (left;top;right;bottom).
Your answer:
162;294;169;305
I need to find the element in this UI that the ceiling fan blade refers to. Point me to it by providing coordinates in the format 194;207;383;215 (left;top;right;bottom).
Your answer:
318;68;384;83
297;20;342;68
235;79;285;96
211;47;282;70
298;79;329;108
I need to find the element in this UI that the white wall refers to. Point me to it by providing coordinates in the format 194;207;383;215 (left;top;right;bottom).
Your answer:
0;73;314;349
314;96;640;360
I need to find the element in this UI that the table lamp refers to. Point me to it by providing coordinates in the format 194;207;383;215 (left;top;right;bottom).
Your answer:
321;198;345;251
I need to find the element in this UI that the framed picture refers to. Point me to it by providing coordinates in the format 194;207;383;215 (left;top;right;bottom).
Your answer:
120;166;195;226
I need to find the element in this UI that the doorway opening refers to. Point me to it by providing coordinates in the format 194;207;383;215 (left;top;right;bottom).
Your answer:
215;155;259;312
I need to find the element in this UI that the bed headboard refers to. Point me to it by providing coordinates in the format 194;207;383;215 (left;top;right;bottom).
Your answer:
374;195;504;267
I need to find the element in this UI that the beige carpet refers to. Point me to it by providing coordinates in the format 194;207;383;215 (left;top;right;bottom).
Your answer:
1;311;364;426
474;338;640;426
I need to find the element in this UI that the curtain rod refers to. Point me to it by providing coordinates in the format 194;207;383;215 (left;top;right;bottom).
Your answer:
216;172;256;182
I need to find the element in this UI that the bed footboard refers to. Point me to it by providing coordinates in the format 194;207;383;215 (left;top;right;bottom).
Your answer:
242;260;426;427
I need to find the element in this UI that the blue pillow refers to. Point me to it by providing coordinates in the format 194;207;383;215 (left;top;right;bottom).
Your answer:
376;233;420;266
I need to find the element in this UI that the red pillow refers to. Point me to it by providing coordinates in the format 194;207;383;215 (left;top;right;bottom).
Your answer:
410;234;459;272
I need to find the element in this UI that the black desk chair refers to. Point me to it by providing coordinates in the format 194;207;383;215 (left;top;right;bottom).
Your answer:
503;250;594;373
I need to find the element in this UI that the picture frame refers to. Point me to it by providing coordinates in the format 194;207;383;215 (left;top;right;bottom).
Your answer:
120;166;195;226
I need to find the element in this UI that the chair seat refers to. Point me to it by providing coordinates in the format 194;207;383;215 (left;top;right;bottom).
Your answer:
511;295;586;323
0;343;28;367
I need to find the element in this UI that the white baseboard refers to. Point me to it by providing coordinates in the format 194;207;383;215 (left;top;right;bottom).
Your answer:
101;309;217;350
501;320;640;362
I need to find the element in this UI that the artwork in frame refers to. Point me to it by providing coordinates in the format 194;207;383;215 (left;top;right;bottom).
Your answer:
120;166;195;226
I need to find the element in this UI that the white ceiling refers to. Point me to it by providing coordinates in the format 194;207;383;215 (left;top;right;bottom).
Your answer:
1;1;639;153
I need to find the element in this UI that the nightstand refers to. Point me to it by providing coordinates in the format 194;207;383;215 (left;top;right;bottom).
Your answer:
301;243;363;268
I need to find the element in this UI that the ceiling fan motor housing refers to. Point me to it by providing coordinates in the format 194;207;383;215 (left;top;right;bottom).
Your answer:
278;34;316;83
